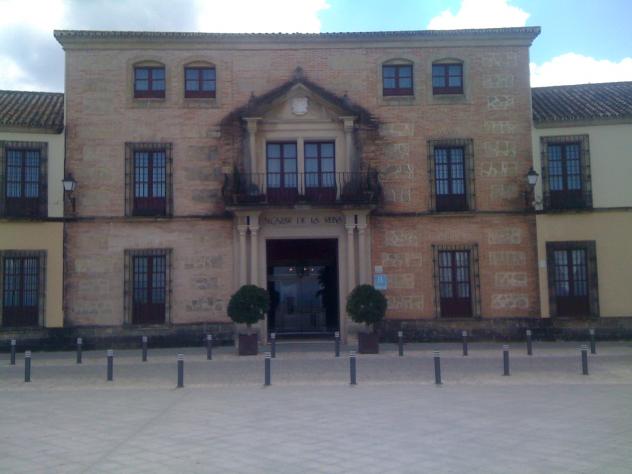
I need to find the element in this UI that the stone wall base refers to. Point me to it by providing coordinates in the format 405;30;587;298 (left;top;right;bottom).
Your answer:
381;317;632;342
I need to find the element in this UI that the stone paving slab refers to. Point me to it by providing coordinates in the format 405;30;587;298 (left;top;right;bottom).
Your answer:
0;342;631;473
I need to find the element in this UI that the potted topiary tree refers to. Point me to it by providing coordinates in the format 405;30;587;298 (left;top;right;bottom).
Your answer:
346;284;387;354
227;284;270;356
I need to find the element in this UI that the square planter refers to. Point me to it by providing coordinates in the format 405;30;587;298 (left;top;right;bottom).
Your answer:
238;333;258;356
358;332;379;354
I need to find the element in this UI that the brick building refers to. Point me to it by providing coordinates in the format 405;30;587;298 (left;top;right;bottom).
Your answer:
53;27;542;342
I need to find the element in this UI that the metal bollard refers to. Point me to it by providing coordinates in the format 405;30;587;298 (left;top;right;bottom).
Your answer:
10;339;16;365
206;334;213;360
526;330;533;356
334;331;340;357
270;332;276;359
264;352;271;386
349;351;357;385
24;351;31;383
177;354;184;388
76;337;83;364
106;349;114;381
581;345;589;375
433;351;442;385
503;345;510;376
141;336;148;362
589;329;596;355
398;330;404;357
462;330;468;356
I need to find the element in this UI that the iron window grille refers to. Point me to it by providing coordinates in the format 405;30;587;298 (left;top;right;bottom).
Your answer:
382;64;413;96
125;143;173;217
432;244;481;319
184;66;216;98
124;249;172;325
540;135;592;210
546;241;598;318
0;250;46;327
432;63;464;95
134;66;166;99
427;139;475;212
0;141;48;218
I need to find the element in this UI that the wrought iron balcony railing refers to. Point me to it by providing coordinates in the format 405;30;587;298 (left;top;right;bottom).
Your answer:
222;170;380;206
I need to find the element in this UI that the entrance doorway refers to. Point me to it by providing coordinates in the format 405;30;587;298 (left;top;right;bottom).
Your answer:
266;239;339;336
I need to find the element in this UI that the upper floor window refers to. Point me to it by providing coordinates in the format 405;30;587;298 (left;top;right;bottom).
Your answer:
305;142;336;202
184;66;216;98
541;135;592;210
125;143;172;217
1;251;46;327
382;64;413;96
134;66;165;99
427;139;474;212
0;141;47;218
432;63;463;95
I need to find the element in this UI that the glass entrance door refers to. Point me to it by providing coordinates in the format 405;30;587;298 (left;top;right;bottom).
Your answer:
266;239;339;336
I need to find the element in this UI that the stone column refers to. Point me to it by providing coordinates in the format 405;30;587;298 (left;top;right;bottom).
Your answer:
357;224;367;285
237;224;248;286
344;212;357;293
341;117;356;172
244;118;260;174
249;213;260;286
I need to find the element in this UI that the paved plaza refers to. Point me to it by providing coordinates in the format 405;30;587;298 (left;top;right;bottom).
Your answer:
1;341;632;473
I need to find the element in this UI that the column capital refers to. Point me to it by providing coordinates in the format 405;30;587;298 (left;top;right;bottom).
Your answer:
237;224;248;235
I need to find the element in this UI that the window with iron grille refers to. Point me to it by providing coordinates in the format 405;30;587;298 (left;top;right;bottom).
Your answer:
125;143;172;217
0;141;47;217
432;63;463;95
0;251;46;327
427;139;475;211
134;66;165;99
546;241;598;318
432;244;480;318
124;249;171;325
540;135;592;210
184;66;216;98
382;64;413;96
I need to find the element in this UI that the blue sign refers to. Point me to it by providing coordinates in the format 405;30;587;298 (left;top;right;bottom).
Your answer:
374;273;388;290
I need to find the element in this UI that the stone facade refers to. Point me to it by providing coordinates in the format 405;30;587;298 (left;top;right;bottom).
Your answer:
56;27;541;335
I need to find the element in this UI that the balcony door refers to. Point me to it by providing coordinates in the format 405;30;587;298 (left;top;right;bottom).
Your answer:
305;142;336;202
266;142;297;203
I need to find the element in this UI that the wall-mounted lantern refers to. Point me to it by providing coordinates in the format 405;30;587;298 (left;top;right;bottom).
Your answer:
524;167;539;209
62;173;77;213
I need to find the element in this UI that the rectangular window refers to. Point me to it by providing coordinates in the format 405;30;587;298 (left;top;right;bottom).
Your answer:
1;252;45;327
266;142;298;203
432;63;463;95
546;241;598;318
0;141;47;218
541;135;592;210
132;254;166;324
434;147;467;211
428;139;474;211
382;65;413;96
134;66;165;99
184;67;216;98
304;141;336;202
125;143;172;217
433;244;480;319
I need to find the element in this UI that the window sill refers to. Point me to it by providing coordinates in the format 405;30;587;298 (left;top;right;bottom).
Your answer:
182;97;220;108
130;97;167;108
429;93;468;105
379;95;418;106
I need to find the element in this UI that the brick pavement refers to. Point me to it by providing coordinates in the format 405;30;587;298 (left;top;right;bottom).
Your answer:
1;342;631;473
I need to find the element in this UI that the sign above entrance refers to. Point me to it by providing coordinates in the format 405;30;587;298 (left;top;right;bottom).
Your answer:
262;215;344;226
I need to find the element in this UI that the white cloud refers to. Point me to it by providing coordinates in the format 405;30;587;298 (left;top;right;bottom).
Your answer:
428;0;529;29
196;0;330;33
530;53;632;87
0;0;331;91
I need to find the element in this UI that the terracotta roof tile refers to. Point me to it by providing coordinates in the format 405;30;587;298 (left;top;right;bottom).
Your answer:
532;82;632;124
0;90;64;132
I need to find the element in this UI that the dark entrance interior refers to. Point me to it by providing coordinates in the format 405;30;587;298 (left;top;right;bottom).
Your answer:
267;239;339;336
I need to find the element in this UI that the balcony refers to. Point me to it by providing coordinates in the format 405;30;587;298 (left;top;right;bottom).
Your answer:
222;170;380;207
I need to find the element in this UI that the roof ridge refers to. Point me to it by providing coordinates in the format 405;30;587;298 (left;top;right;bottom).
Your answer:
532;81;632;90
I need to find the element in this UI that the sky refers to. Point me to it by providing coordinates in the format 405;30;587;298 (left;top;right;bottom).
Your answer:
0;0;631;92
